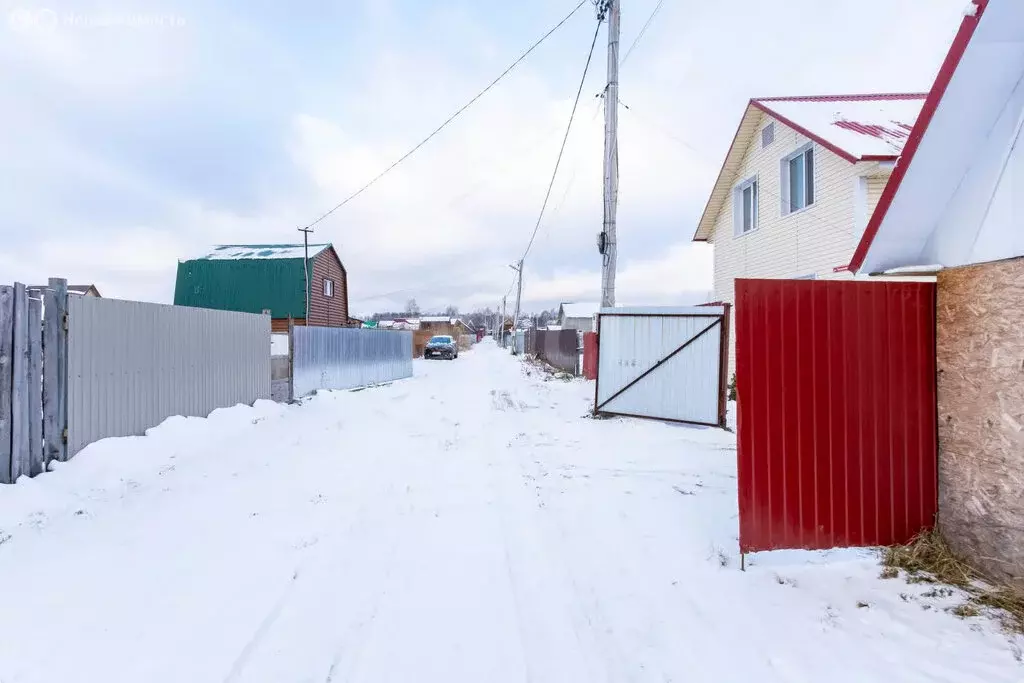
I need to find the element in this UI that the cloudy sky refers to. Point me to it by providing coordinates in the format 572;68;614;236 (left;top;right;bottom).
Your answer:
0;0;967;315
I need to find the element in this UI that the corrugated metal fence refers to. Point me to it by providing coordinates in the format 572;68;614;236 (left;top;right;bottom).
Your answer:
292;327;412;397
595;306;728;426
526;329;578;374
735;279;937;554
67;296;270;457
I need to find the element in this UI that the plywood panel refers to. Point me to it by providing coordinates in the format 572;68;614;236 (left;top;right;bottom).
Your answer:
937;256;1024;588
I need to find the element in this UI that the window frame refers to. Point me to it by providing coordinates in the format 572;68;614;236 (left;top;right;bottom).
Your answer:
780;143;816;216
732;174;759;238
323;278;334;298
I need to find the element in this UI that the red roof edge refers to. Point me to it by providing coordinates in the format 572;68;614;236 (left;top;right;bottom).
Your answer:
753;93;929;103
692;101;757;242
752;101;860;163
859;154;900;162
849;0;989;272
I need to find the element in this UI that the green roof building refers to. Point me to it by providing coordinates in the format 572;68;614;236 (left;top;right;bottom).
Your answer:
174;244;349;331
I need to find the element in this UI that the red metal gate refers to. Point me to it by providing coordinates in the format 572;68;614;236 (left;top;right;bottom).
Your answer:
735;279;937;553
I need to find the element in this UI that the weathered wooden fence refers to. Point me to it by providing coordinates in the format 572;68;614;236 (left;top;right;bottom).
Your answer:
0;279;69;483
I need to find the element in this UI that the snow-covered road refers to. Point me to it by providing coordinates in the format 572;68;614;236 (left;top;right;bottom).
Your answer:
0;342;1019;682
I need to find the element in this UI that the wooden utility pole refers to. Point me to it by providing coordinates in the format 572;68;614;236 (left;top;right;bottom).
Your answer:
297;227;314;321
510;260;523;354
599;0;619;309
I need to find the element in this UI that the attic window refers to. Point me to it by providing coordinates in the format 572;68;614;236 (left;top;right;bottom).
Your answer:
323;279;334;298
761;123;775;148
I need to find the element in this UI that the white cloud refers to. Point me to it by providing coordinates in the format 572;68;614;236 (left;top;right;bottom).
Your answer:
0;0;970;313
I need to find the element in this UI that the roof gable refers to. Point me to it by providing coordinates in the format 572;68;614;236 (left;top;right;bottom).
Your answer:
693;94;926;242
850;0;1024;272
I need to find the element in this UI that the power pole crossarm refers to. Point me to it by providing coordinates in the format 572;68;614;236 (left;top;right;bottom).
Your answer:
599;0;619;310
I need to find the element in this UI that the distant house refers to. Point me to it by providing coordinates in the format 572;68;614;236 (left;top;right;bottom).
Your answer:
691;93;927;366
28;283;101;298
174;244;348;332
558;302;600;333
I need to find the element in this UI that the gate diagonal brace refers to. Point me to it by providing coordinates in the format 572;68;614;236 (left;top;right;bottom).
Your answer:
596;318;721;412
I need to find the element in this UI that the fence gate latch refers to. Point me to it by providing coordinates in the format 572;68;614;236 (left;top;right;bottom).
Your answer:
62;428;68;444
62;312;69;331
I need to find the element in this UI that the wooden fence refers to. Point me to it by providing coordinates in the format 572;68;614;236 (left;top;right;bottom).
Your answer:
0;279;69;484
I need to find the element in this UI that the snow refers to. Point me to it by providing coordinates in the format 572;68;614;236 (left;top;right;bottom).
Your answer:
761;97;926;159
600;305;725;315
189;244;330;261
0;342;1019;682
883;264;945;274
560;301;600;319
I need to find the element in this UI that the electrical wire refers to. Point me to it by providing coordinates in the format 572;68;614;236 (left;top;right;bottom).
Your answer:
301;0;589;231
621;0;666;66
519;18;603;265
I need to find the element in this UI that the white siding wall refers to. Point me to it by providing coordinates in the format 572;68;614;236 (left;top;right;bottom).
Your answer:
709;112;891;371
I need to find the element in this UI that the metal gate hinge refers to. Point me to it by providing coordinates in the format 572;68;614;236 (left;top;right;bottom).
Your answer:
62;428;68;443
62;312;68;331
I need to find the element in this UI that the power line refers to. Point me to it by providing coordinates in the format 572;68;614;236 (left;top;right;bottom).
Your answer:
301;0;589;231
621;0;666;66
520;18;603;265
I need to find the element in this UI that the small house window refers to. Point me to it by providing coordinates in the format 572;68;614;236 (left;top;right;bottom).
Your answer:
761;123;775;148
733;176;758;236
782;144;815;214
323;279;334;298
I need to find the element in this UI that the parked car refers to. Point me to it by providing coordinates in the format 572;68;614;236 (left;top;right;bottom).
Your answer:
424;335;458;360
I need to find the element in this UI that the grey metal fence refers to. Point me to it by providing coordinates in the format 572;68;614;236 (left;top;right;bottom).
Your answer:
513;330;525;355
292;327;412;397
529;329;579;374
67;297;270;457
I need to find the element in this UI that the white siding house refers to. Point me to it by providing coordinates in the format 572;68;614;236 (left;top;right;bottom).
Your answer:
692;94;927;369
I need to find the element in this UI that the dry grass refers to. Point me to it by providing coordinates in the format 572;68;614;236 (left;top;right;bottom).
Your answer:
883;528;1024;633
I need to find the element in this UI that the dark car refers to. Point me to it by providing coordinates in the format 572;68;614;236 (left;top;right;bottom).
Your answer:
424;335;458;360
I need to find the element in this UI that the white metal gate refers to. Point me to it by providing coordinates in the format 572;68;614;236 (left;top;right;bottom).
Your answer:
594;306;729;427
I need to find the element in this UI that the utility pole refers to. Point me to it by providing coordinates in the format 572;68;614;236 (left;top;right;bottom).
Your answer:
510;260;523;354
598;0;619;309
500;296;507;347
297;226;314;321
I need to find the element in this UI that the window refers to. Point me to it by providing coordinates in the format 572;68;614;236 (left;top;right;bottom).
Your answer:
761;122;775;148
782;144;815;214
323;278;334;298
733;176;759;236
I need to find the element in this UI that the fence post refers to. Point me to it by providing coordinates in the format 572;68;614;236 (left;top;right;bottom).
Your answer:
43;278;68;464
0;286;13;484
287;316;295;402
10;283;29;480
28;296;43;477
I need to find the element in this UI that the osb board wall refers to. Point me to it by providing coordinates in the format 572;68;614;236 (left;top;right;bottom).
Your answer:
937;256;1024;589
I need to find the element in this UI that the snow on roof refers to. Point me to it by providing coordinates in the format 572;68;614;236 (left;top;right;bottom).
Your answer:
694;93;926;242
560;302;600;319
191;244;331;261
420;316;451;322
754;94;927;161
